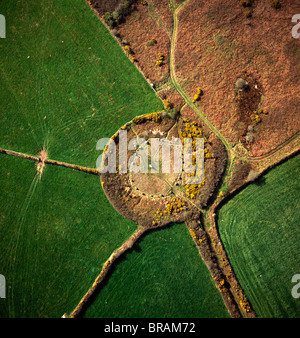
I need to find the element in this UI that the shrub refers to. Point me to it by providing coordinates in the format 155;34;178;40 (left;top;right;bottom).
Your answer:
156;53;164;66
256;108;268;115
164;99;173;110
157;53;164;60
271;0;281;9
124;45;132;53
146;38;157;47
196;87;203;96
104;0;135;28
167;108;179;120
104;12;115;29
250;114;261;124
244;10;252;18
245;132;254;143
240;0;251;7
235;78;248;91
192;87;203;103
112;10;122;23
194;94;200;101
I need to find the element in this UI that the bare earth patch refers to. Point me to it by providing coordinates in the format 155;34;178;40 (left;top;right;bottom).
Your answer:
36;147;48;179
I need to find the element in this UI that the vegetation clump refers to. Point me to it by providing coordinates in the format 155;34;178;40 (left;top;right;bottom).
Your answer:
179;119;204;151
165;197;186;216
244;10;252;18
192;87;203;103
235;78;248;91
179;119;209;199
250;107;268;125
133;112;162;124
156;53;164;66
250;113;261;125
270;0;281;9
152;198;186;226
103;0;135;29
240;0;251;7
164;99;173;110
147;37;157;47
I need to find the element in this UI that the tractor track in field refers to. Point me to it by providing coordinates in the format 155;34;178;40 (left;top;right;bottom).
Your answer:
1;0;298;319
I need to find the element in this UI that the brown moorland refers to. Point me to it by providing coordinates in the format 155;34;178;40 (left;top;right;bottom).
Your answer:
116;1;172;85
97;0;299;159
175;0;300;157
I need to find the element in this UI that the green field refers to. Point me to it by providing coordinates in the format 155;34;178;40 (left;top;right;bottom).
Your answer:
0;155;137;317
218;155;300;318
84;224;230;318
0;0;163;167
0;0;229;318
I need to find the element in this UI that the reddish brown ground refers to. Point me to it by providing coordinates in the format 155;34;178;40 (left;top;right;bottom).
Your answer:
117;1;171;85
101;0;299;159
89;0;300;165
175;0;300;157
158;86;186;111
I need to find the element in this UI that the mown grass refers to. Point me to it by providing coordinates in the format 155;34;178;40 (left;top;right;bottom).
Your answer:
0;0;162;317
218;155;300;318
84;223;230;318
0;0;163;167
0;155;137;317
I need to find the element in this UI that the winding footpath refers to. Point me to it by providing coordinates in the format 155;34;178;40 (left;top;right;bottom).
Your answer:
168;0;249;318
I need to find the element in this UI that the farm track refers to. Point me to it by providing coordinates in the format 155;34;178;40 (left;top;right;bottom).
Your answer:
168;0;250;318
0;0;298;318
0;148;99;176
166;0;300;317
67;226;149;318
166;0;299;318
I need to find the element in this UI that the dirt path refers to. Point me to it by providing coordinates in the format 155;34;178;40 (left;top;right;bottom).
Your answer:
167;0;254;318
0;148;99;176
66;226;150;318
166;0;300;318
1;0;298;319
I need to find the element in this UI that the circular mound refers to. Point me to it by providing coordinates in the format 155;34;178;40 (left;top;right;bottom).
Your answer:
100;111;226;228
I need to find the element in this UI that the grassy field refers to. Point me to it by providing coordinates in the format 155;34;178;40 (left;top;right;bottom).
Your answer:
0;0;163;167
0;0;162;317
0;155;138;317
84;223;230;318
218;155;300;318
0;0;230;318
